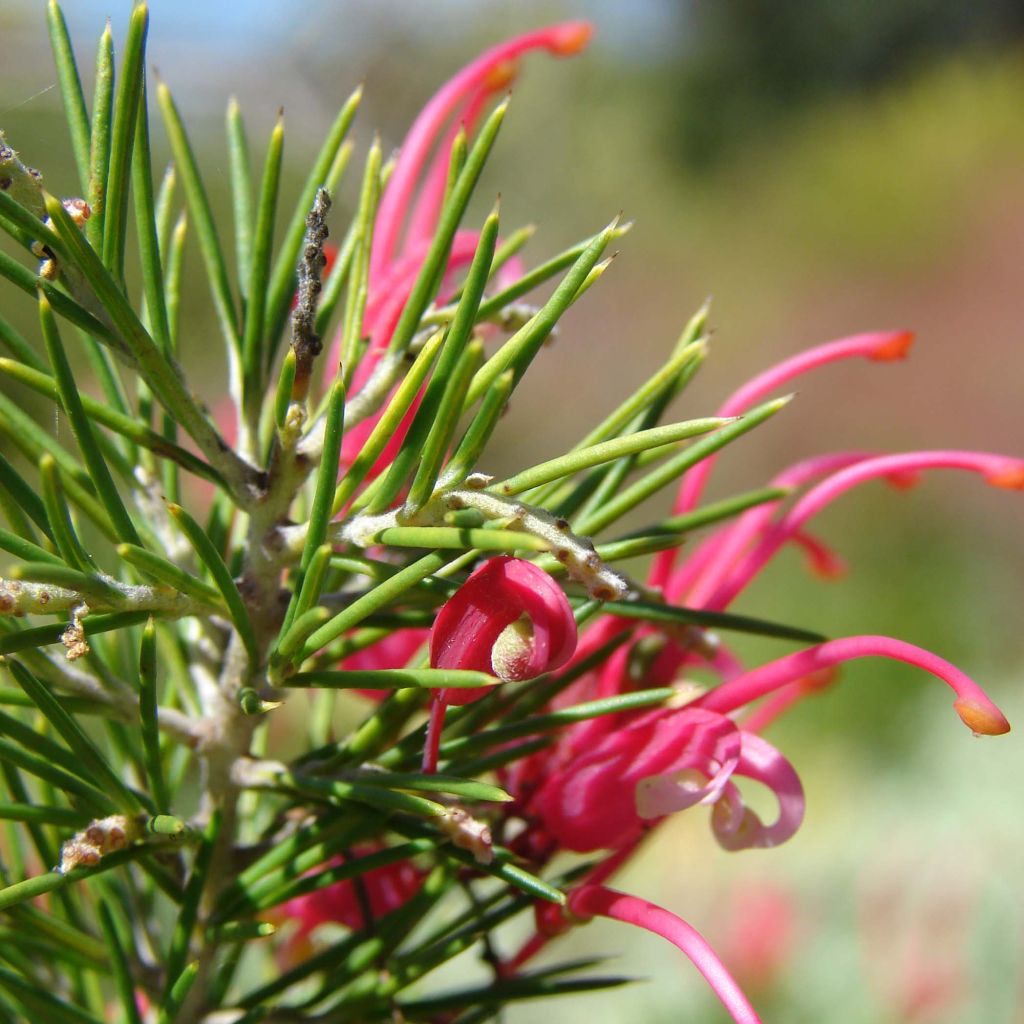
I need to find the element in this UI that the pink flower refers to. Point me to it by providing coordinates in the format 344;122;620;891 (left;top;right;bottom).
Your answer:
527;706;803;854
274;844;424;965
423;556;576;771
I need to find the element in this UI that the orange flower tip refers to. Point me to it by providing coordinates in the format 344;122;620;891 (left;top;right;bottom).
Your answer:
954;698;1011;736
802;666;840;692
485;59;519;91
868;330;916;362
986;464;1024;490
548;21;595;56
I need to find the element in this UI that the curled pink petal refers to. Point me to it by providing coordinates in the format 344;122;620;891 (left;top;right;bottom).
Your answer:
710;732;805;850
695;635;1010;736
430;556;577;697
708;449;1024;610
567;885;764;1024
529;707;743;852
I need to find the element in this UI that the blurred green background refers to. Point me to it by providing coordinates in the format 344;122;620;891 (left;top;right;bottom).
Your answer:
1;1;1022;1020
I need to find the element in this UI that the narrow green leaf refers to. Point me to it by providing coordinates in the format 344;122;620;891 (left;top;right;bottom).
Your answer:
576;395;793;535
274;349;296;430
12;562;118;601
626;485;788;537
370;526;547;553
440;688;677;765
408;336;482;509
0;963;104;1024
313;206;357;341
97;901;144;1024
0;526;61;565
39;454;94;571
302;378;345;570
291;543;333;622
39;292;140;545
242;112;285;405
295;553;449;663
338;137;382;387
155;79;240;353
0;251;113;343
168;503;258;663
465;218;617;406
265;84;362;356
86;21;114;250
331;329;445;515
271;606;330;666
157;962;198;1024
0;845;140;913
386;100;508;359
101;2;148;283
440;368;515;488
0;454;51;540
45;0;91;193
162;811;220;1002
353;771;511;803
133;79;173;355
0;358;226;486
0;311;45;372
226;97;254;297
138;618;168;812
396;974;631;1016
7;660;144;813
0;802;90;828
285;668;499;691
283;772;446;819
582;597;825;643
497;417;731;497
0;610;150;656
117;543;222;607
0;732;113;815
383;208;499;512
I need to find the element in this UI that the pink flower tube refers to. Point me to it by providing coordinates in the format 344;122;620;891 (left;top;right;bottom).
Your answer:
423;556;576;771
695;635;1010;736
567;885;764;1024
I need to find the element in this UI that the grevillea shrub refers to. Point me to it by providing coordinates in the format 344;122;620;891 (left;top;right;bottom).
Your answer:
0;6;1017;1022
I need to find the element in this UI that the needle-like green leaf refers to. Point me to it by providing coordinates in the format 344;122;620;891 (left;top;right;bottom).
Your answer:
45;0;91;193
101;2;148;284
167;502;258;664
242;112;284;407
39;292;140;546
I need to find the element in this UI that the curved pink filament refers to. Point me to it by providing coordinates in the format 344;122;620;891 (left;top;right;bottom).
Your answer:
668;451;871;606
707;450;1024;611
371;23;593;280
568;886;764;1024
